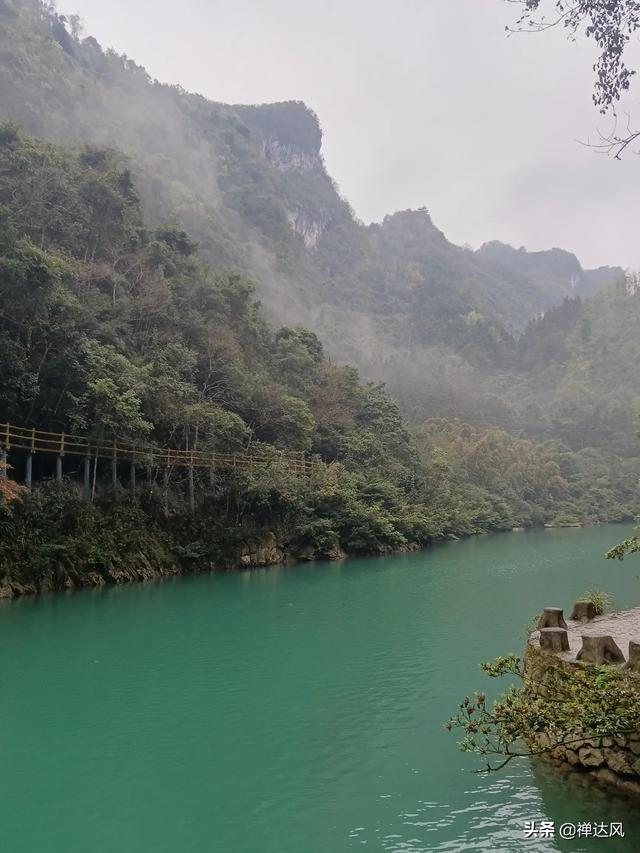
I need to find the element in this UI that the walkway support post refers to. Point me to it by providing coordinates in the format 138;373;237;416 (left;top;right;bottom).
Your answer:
26;427;35;490
188;458;195;513
83;456;91;499
1;423;9;479
112;442;118;493
130;460;136;495
56;432;65;483
163;465;170;518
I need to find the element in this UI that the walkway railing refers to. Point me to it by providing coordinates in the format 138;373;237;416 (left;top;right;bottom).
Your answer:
0;423;319;477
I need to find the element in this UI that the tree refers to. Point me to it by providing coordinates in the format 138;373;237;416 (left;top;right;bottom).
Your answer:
446;651;640;772
508;0;640;156
67;341;152;439
0;462;24;503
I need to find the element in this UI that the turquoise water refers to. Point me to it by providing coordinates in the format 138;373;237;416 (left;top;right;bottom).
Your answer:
2;525;640;852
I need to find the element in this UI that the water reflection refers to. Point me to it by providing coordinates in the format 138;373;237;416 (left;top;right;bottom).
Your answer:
531;758;640;852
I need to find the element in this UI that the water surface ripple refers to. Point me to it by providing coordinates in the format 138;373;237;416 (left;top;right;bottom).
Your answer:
2;526;640;851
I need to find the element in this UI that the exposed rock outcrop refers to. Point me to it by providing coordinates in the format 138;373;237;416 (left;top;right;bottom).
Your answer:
286;209;327;248
261;137;320;173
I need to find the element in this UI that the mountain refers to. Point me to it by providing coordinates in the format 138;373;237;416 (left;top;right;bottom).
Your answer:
5;126;633;598
0;0;623;405
1;0;639;596
1;2;638;462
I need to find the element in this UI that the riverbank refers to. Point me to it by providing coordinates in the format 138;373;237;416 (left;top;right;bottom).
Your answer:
0;500;631;601
4;524;640;851
0;531;345;600
0;530;428;600
527;606;640;797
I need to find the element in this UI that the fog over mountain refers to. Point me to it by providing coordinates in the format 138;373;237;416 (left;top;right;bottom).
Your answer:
3;6;640;843
56;0;640;270
1;0;640;587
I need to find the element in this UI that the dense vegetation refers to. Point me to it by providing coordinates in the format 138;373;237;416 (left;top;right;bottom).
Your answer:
0;1;623;396
0;126;426;588
446;650;640;773
1;1;634;452
0;1;639;591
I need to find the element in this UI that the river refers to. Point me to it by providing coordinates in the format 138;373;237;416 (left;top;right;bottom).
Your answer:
2;525;640;852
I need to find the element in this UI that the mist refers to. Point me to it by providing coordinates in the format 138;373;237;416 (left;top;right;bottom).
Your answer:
56;0;640;270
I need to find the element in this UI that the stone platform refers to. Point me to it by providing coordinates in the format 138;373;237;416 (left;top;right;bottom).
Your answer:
530;606;640;665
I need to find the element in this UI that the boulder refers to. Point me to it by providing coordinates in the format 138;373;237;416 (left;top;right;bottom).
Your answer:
578;746;605;768
565;749;580;766
604;748;635;775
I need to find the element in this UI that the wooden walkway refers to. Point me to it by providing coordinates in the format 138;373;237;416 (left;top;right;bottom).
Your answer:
0;422;320;482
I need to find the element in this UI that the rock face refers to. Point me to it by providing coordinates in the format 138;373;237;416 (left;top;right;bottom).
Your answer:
238;533;285;568
0;524;362;600
294;544;347;562
261;138;320;174
286;209;327;249
0;532;293;599
578;746;604;768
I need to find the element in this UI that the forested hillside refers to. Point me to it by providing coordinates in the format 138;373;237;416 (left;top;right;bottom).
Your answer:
0;1;639;594
1;125;634;594
0;0;622;409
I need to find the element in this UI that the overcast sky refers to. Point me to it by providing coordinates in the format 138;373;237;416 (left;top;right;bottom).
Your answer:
57;0;640;270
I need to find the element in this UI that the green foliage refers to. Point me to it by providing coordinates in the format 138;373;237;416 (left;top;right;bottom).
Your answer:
582;589;613;615
0;483;174;584
235;101;323;156
510;1;640;115
0;2;637;585
415;418;638;530
0;1;627;439
0;127;465;582
446;648;640;773
289;519;340;557
607;535;640;560
68;341;152;438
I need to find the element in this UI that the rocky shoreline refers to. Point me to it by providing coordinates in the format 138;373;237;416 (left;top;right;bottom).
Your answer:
0;535;427;600
0;523;617;602
527;608;640;797
0;534;321;600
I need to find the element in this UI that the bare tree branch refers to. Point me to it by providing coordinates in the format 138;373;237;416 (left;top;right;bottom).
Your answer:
507;1;640;156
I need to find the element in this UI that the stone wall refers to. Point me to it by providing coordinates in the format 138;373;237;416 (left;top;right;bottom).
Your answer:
525;618;640;797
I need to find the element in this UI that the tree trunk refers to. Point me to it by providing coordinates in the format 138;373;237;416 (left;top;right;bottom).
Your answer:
577;635;625;665
570;600;597;623
91;452;98;502
539;627;570;653
623;641;640;673
538;607;568;630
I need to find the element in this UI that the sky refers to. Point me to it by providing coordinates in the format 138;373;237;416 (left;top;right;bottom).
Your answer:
57;0;640;270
